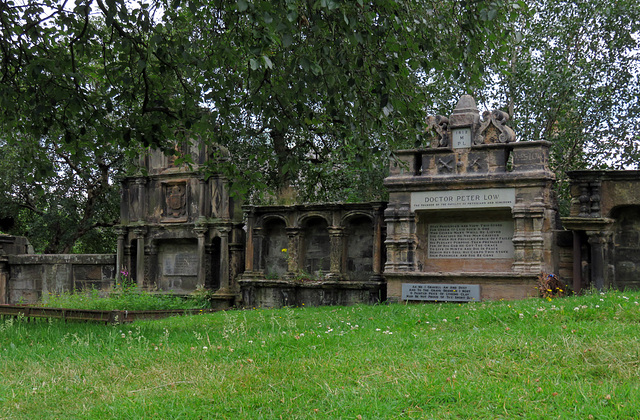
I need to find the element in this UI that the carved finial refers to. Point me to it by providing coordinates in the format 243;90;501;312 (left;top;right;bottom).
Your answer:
449;95;480;133
425;115;450;147
474;109;516;145
452;95;479;114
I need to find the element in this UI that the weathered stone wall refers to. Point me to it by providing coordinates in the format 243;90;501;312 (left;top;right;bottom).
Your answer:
4;254;115;304
564;170;640;292
239;202;386;307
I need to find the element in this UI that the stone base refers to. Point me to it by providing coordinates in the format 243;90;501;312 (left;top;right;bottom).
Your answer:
385;272;539;302
238;278;386;308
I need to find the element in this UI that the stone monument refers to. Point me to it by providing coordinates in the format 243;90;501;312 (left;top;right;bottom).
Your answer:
238;202;386;307
117;141;244;297
384;95;560;301
563;170;640;293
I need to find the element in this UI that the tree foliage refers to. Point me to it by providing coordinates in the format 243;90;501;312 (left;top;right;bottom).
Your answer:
1;0;520;201
488;0;640;200
6;0;636;249
0;136;124;253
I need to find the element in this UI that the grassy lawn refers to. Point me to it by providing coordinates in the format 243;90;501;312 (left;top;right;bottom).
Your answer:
1;290;639;419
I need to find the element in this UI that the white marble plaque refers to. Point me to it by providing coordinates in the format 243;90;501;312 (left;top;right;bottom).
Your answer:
163;253;199;276
452;127;472;149
428;221;514;259
402;283;480;302
411;188;515;211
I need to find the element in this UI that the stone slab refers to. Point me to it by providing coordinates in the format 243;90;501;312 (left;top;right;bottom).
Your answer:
452;127;472;149
401;283;480;302
427;221;514;259
411;188;515;211
163;253;199;276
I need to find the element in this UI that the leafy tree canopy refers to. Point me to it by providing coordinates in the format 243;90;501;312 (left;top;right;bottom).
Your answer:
4;0;637;251
1;0;521;204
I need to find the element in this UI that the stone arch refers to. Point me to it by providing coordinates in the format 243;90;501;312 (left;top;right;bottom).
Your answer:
610;205;640;290
296;212;330;229
259;214;288;229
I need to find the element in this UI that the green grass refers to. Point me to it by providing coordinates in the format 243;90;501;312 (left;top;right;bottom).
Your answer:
2;290;640;419
38;283;211;311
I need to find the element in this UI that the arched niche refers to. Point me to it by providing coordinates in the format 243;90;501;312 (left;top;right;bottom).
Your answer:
261;218;288;277
301;216;330;275
611;205;640;289
345;215;374;280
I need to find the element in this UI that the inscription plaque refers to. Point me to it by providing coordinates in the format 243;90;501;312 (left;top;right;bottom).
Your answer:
452;127;472;149
402;283;480;302
163;253;199;276
428;222;514;259
411;188;515;211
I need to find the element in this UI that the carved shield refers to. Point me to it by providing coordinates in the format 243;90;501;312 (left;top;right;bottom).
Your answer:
166;184;186;218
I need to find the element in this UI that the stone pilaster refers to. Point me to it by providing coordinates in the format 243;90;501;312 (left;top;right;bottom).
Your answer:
384;203;416;272
218;226;230;291
195;225;208;288
328;227;345;279
133;228;146;288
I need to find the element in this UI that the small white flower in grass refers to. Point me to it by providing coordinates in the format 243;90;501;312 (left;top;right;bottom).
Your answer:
519;313;524;319
596;305;600;308
375;328;381;331
203;346;208;350
574;307;580;311
442;319;447;322
600;299;604;302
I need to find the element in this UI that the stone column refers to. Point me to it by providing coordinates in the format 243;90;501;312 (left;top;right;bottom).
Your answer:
133;228;146;288
328;227;345;279
218;226;230;291
244;209;256;273
572;231;583;294
124;243;133;278
511;204;545;274
285;227;301;274
371;204;385;281
115;227;126;279
0;258;8;305
384;203;416;272
195;225;208;288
